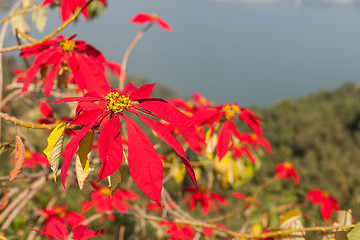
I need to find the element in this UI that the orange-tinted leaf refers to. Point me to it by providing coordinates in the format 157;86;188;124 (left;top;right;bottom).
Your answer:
0;191;9;211
9;136;26;181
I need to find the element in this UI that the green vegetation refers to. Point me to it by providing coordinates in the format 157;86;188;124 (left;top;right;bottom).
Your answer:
257;83;360;217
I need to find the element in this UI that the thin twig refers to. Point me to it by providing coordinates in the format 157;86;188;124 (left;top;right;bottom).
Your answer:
80;210;355;239
0;175;47;231
15;29;31;68
0;112;89;130
119;23;153;89
0;0;22;139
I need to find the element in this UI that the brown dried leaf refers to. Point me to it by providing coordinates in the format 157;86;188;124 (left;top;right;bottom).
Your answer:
0;191;9;211
9;136;26;181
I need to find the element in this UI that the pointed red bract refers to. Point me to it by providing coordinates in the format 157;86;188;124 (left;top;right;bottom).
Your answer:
98;117;123;181
305;189;339;221
42;0;106;23
275;162;299;184
52;83;197;203
184;186;227;216
82;184;138;221
131;12;172;31
124;115;163;204
20;35;115;97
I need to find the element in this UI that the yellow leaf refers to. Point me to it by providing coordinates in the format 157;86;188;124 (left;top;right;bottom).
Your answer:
43;122;66;182
173;165;186;184
32;4;47;33
75;156;94;202
251;223;262;234
280;209;305;239
76;130;94;173
10;15;29;38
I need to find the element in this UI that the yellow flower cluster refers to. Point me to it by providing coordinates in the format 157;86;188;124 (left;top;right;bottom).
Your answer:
60;39;75;52
106;92;131;113
222;104;241;119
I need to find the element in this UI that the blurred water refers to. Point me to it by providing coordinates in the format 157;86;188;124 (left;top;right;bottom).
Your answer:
3;0;360;106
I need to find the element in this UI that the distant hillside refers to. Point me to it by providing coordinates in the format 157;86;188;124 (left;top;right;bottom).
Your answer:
256;83;360;215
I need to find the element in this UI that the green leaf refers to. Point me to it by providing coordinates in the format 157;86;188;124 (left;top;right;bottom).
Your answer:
347;223;360;240
44;122;66;182
32;4;47;33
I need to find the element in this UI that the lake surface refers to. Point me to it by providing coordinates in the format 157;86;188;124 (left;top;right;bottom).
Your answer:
3;0;360;106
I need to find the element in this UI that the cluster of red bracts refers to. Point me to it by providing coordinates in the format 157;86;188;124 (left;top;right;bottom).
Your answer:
168;93;271;162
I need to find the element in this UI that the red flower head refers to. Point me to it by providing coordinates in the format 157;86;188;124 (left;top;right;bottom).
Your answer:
20;34;116;97
233;192;261;209
32;217;102;240
275;162;299;184
159;221;195;240
131;12;172;31
193;103;263;161
305;189;339;221
237;133;272;154
52;82;197;204
183;186;227;216
41;205;86;234
15;150;50;169
42;0;106;23
81;185;138;221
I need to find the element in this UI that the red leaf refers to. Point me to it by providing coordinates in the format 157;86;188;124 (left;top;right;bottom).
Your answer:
74;53;110;94
39;101;54;119
217;121;232;161
131;13;153;24
156;18;172;31
21;64;40;94
61;117;99;188
137;100;196;137
43;62;61;97
70;109;103;126
123;115;163;204
98;117;123;181
51;96;100;104
129;83;155;101
138;114;197;187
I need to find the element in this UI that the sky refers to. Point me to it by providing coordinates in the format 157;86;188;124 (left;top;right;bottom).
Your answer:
3;0;360;106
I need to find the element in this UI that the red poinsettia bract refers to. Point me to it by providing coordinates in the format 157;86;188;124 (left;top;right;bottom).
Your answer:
275;162;299;184
52;82;197;204
233;192;261;209
193;103;263;161
131;12;171;31
183;186;227;216
32;217;102;240
42;0;106;23
20;34;118;97
42;205;86;230
15;150;50;169
305;189;339;221
81;185;138;221
159;221;195;240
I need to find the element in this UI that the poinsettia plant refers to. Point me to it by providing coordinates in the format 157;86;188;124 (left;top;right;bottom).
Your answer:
0;1;356;239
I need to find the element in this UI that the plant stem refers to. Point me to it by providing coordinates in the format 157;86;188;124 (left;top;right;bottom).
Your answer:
119;23;153;89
